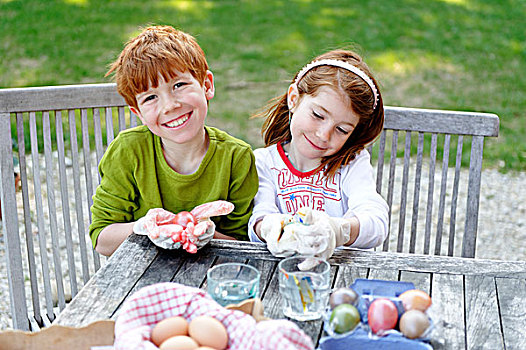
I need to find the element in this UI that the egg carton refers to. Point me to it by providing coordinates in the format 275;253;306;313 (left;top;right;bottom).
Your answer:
318;279;433;350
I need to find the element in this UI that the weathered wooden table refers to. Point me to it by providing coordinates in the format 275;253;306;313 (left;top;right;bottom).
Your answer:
55;235;526;349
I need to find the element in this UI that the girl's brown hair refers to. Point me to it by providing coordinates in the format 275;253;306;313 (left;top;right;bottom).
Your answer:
106;25;209;110
258;49;384;178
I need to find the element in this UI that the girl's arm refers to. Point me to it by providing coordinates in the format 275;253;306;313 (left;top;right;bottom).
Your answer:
253;219;265;242
342;150;389;249
248;148;281;242
343;216;360;246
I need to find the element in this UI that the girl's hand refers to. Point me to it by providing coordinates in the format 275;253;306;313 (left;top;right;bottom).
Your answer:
260;213;294;257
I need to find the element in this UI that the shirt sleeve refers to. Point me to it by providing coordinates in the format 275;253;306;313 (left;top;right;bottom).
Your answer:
342;150;389;249
218;147;259;241
89;136;139;248
248;148;281;242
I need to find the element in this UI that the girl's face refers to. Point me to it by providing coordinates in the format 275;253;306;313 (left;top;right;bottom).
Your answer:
130;70;214;146
287;85;360;171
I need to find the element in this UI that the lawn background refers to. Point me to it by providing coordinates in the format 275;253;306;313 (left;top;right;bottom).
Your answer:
1;0;524;171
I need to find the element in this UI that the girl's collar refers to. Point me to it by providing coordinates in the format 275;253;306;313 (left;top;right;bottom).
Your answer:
277;141;323;178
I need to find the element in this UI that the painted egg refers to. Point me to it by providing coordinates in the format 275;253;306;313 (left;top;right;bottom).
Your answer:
399;289;432;312
189;316;228;350
367;298;398;334
399;309;430;339
329;287;359;309
330;303;361;334
151;316;189;347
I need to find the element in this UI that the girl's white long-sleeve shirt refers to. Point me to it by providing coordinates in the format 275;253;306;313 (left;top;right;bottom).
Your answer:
248;142;389;248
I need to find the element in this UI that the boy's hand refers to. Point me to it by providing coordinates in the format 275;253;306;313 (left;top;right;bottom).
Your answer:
132;201;234;253
133;208;183;250
133;208;177;238
193;220;215;250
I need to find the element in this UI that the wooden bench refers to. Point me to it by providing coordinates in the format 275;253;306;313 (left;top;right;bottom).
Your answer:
0;83;499;330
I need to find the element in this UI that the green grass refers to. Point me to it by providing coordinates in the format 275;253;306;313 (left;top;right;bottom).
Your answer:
1;0;525;171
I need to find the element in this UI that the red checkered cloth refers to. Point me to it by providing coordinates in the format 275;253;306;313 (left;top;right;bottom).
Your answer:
114;282;314;350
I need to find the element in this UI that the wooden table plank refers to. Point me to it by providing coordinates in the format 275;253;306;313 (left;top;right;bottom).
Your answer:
431;273;465;350
171;252;217;288
125;251;186;295
368;268;399;280
400;270;431;293
496;277;526;350
206;241;526;277
465;275;504;350
333;264;368;289
246;258;278;297
54;234;158;327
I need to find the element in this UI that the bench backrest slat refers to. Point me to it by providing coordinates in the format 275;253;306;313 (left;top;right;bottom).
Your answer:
0;83;499;330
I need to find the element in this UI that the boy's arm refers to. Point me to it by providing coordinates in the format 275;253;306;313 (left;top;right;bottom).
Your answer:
213;231;238;240
95;222;135;256
89;132;142;254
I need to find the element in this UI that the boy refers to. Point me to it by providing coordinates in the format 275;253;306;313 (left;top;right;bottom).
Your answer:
90;25;258;256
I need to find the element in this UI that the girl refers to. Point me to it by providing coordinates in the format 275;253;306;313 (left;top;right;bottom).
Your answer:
248;49;389;257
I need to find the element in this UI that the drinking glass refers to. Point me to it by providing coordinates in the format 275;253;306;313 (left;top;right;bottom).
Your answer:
278;256;331;321
207;263;260;307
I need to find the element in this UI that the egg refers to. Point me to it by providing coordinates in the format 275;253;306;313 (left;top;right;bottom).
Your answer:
367;298;398;334
151;316;189;347
160;335;199;349
399;289;432;312
189;316;228;350
329;287;359;309
329;303;360;334
399;309;430;339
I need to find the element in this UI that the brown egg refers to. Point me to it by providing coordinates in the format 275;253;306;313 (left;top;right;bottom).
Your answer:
399;310;430;339
189;316;228;350
151;316;189;347
399;289;432;312
160;335;199;349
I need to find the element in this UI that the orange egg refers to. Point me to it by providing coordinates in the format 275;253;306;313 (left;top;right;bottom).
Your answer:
189;316;228;350
151;316;189;347
160;335;199;349
399;289;432;312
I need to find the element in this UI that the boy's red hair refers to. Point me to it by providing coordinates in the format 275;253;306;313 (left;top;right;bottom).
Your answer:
106;25;209;109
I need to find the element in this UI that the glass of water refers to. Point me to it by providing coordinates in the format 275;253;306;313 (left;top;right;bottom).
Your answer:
207;263;260;307
278;256;331;321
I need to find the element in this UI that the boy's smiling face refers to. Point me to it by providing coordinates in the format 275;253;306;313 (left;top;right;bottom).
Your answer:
130;70;214;146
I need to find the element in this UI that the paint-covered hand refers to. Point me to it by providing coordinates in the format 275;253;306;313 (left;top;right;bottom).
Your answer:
260;213;295;257
192;219;215;251
133;208;183;250
296;207;352;247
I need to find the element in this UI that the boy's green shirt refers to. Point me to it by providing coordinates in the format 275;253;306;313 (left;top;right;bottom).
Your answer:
89;125;258;247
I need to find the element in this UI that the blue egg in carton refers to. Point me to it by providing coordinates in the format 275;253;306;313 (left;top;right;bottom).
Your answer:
318;279;434;350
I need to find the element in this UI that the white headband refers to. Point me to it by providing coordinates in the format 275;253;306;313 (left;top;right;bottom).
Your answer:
294;58;379;110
